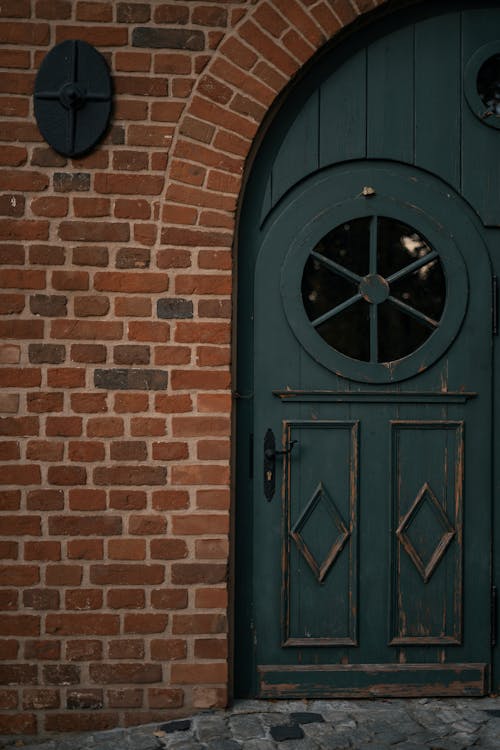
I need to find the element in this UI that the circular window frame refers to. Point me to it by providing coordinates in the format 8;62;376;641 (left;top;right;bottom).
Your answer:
464;41;500;129
281;195;469;384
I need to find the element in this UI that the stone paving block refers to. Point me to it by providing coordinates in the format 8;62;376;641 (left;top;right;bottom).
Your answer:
195;717;231;742
229;715;265;740
241;740;276;750
289;714;324;726
207;740;242;750
270;725;305;742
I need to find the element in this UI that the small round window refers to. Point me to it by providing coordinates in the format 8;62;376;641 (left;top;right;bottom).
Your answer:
465;42;500;128
301;217;446;364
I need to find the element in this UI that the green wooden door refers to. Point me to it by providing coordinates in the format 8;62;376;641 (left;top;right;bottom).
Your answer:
247;162;492;697
236;2;496;698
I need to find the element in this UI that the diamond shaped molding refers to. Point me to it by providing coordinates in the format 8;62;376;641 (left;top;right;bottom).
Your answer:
396;482;455;583
291;481;350;583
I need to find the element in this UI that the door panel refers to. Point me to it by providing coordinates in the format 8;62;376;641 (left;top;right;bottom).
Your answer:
249;162;492;697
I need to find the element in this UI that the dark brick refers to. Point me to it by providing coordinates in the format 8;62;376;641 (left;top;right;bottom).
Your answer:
23;589;60;610
43;665;80;685
116;247;150;269
108;126;125;145
117;3;150;23
30;294;67;317
157;298;193;319
53;173;90;192
0;194;24;217
29;344;66;364
31;148;67;168
67;689;103;710
132;28;205;50
94;369;167;390
113;346;150;365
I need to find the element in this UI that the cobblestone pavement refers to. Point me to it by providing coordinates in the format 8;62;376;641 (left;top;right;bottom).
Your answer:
2;698;500;750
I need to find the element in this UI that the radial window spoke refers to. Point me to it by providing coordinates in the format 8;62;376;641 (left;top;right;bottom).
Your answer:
387;251;439;284
312;294;362;327
388;295;439;329
310;251;362;284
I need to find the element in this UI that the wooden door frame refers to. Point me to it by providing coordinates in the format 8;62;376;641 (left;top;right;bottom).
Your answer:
232;0;500;699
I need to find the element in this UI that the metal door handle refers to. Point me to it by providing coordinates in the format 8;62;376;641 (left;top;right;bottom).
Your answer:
264;428;298;501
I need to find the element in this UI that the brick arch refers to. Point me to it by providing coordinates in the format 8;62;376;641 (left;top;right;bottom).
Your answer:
159;0;390;265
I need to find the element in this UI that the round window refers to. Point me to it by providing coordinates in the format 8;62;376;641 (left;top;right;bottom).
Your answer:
301;217;446;364
465;42;500;129
280;187;469;384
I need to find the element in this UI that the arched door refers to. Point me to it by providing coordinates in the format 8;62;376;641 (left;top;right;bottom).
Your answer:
236;1;496;698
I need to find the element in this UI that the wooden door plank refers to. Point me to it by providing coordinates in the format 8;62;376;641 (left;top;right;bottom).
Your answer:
319;49;367;167
462;7;500;226
271;90;319;208
367;25;414;162
415;13;461;189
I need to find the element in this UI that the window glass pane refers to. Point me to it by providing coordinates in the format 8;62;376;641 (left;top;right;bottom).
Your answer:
477;54;500;114
377;217;433;278
313;217;370;276
316;300;370;361
302;257;357;322
378;301;430;362
390;258;446;322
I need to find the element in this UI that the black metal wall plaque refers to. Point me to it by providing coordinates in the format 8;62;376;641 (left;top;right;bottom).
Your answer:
34;39;112;157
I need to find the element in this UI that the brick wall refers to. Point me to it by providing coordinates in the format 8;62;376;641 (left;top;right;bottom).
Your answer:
0;0;385;735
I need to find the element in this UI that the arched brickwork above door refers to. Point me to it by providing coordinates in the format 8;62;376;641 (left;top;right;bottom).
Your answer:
159;0;390;264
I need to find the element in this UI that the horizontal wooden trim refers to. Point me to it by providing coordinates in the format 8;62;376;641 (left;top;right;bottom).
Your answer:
389;636;461;646
273;390;477;404
283;638;358;647
259;663;487;698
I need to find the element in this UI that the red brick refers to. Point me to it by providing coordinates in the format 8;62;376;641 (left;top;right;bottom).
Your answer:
108;539;146;561
26;489;64;511
171;563;226;585
0;615;40;636
47;466;87;486
114;199;151;220
176;274;231;294
56;25;128;46
46;613;119;635
47;368;86;388
0;565;39;586
0;590;17;609
23;688;60;710
107;687;143;708
150;539;188;560
66;640;102;661
0;0;30;17
0;268;45;288
151;588;187;609
95;173;164;195
44;713;119;733
67;540;103;560
154;345;191;366
128;321;170;342
175;321;230;344
68;442;106;463
148;687;185;708
194;637;228;659
0;490;20;510
48;516;121;536
171;662;227;684
172;416;229;438
76;1;113;21
74;295;110;317
73;197;111;217
0;293;24;314
59;221;129;243
115;297;152;317
95;271;168;293
152;442;189;461
90;565;164;585
196;346;230;367
87;417;124;437
0;689;17;709
130;418;166;436
197;440;229;460
195;587;228;609
109;490;147;510
0;465;41;485
31;196;68;217
107;590;145;610
71;344;107;363
27;392;63;413
0;713;36;734
123;614;168;634
89;663;162;684
68;488;106;509
24;640;61;660
173;514;229;535
65;589;103;610
108;639;144;659
51;320;123;340
128;515;167;535
152;490;189;511
46;417;83;437
0;441;20;460
0;541;18;558
115;51;151;72
45;565;83;586
24;542;61;561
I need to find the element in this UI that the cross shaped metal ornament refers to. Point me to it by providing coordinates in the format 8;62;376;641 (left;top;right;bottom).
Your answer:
34;39;112;157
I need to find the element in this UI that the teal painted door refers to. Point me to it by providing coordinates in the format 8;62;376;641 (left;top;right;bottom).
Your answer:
250;162;492;697
236;2;497;698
